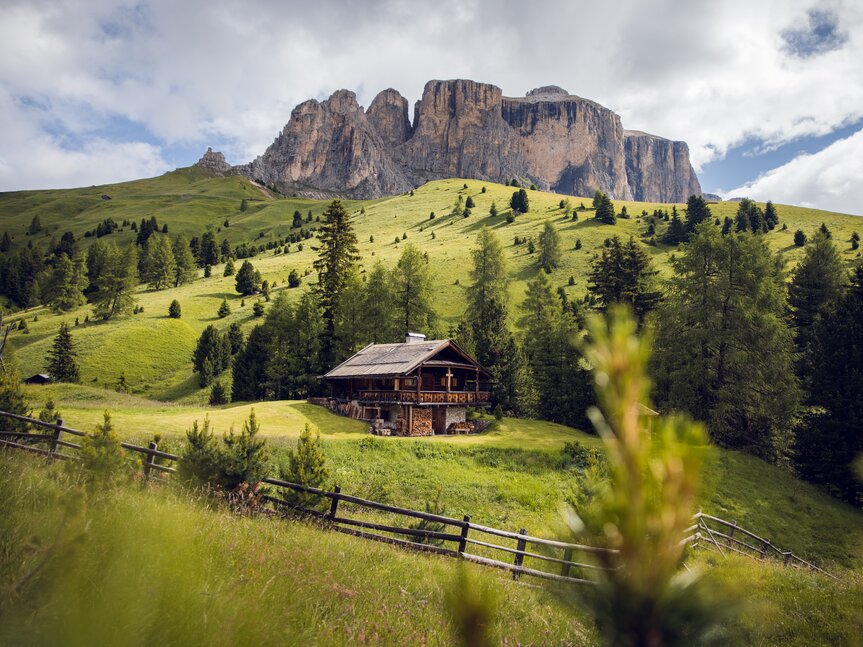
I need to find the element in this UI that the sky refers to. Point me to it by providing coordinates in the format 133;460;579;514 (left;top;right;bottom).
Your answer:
1;0;862;215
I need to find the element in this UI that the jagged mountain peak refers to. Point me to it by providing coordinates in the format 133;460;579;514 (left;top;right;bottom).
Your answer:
197;78;701;202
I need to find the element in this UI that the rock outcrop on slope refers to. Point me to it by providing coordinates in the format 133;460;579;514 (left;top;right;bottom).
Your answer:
205;79;701;202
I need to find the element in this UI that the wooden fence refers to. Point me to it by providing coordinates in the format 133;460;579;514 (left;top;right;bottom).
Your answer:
0;410;834;582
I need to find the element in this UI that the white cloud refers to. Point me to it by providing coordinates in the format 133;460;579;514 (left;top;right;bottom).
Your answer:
0;0;862;211
723;127;863;215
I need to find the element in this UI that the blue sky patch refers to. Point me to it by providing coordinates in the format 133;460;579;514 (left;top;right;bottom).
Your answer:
781;8;847;58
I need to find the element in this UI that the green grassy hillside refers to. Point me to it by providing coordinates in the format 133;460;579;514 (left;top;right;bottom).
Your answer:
3;171;862;401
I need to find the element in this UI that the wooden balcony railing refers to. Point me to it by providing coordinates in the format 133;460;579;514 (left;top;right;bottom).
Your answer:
357;390;491;405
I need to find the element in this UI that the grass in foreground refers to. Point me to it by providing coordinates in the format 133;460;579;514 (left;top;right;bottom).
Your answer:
1;450;861;646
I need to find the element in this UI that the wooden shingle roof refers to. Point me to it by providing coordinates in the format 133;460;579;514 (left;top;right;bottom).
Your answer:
324;339;487;379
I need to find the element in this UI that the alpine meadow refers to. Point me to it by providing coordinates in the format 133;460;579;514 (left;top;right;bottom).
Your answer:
2;3;863;644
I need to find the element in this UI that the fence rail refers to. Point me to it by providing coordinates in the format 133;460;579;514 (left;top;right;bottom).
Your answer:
0;409;835;582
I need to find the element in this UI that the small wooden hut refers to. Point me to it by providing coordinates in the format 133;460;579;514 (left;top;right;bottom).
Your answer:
323;334;491;436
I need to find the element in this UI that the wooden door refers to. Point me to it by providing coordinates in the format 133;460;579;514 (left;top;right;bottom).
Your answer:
432;408;447;435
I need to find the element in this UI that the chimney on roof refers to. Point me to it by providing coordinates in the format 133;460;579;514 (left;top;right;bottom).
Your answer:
405;332;426;344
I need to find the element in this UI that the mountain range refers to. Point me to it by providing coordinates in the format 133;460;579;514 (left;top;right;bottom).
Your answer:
198;79;701;203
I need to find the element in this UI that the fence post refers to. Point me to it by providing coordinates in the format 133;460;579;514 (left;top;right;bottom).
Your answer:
783;551;792;566
561;547;573;578
727;520;736;545
143;441;158;480
512;528;527;580
328;485;341;521
49;419;63;456
458;515;471;555
762;539;771;559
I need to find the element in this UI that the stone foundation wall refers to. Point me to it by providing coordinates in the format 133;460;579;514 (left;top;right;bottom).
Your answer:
445;406;467;429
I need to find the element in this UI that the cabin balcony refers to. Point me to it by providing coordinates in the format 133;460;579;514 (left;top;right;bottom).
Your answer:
355;390;491;405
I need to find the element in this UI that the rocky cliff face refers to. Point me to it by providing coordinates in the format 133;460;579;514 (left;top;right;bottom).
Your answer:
196;147;232;175
213;79;700;202
238;90;411;198
501;87;632;200
624;131;702;202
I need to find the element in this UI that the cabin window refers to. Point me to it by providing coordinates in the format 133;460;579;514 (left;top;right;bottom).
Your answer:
402;378;416;388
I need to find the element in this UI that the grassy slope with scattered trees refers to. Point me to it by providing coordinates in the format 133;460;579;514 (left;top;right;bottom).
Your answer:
2;169;862;643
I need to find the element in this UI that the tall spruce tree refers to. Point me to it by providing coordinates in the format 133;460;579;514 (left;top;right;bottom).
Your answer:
787;231;845;380
362;261;398;343
652;224;799;461
664;208;688;244
46;322;80;383
392;243;437;336
235;260;260;295
172;234;198;286
232;324;271;401
463;228;525;412
587;236;661;325
142;233;176;290
520;273;592;427
331;269;367;363
593;190;616;224
312;199;360;365
92;243;138;320
265;292;324;398
795;265;863;504
46;253;88;312
685;194;712;232
537;221;562;272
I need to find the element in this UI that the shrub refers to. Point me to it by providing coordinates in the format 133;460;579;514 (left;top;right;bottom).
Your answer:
178;416;219;487
168;300;181;318
217;298;231;318
209;381;228;405
794;230;807;247
179;410;269;493
252;301;265;317
465;196;475;209
505;213;515;224
76;411;131;489
288;269;301;288
280;423;329;507
493;404;504;421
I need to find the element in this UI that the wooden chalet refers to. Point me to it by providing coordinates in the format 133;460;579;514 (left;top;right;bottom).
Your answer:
323;334;492;436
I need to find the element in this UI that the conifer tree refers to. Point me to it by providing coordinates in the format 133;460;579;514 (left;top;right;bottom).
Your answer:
685;194;711;232
235;260;260;295
46;322;80;383
227;322;244;354
46;253;88;312
281;423;329;505
209;380;229;405
172;234;198;286
92;243;138;320
218;298;231;318
793;229;807;246
362;261;398;343
223;257;236;276
664;208;687;244
520;273;591;427
142;233;176;290
795;265;863;504
652;224;799;461
593;190;616;224
232;324;270;401
168;299;182;318
331;269;367;362
392;243;437;336
0;232;11;252
537;221;562;272
587;237;661;325
509;189;529;213
788;231;845;385
312;199;360;364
